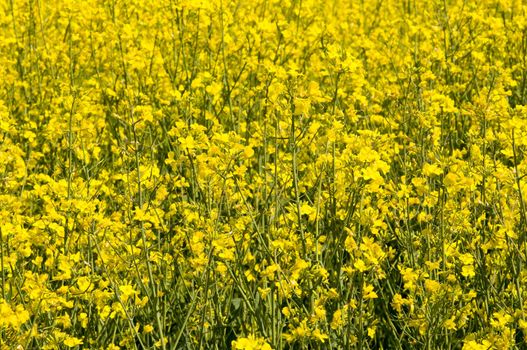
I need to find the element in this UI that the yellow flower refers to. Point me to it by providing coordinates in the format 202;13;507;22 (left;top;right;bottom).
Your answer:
63;336;83;347
354;258;368;272
424;279;441;294
232;335;272;350
462;340;492;350
79;313;88;329
423;163;442;177
461;265;475;278
118;284;138;303
367;326;376;339
444;317;457;331
490;311;512;330
294;98;311;116
331;309;343;329
392;294;405;314
311;329;329;343
363;284;378;300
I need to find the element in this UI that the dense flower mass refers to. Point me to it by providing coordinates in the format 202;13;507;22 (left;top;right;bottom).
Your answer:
1;0;527;348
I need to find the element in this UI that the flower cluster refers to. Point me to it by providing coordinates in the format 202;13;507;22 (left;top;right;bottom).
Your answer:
1;0;527;349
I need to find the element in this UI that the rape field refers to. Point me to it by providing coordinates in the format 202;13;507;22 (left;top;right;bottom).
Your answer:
1;0;527;348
